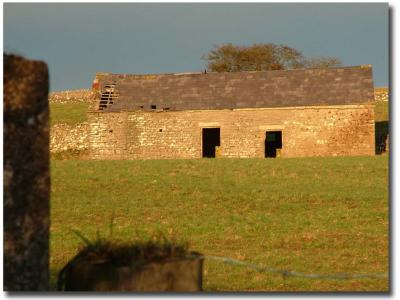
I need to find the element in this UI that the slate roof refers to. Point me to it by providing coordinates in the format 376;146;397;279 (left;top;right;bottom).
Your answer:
94;66;374;112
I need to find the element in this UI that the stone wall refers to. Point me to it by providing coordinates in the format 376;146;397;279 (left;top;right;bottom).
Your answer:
49;89;95;104
49;89;93;154
50;122;90;153
88;105;375;160
374;87;389;102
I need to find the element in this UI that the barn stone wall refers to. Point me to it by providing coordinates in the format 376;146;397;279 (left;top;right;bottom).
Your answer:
88;105;375;159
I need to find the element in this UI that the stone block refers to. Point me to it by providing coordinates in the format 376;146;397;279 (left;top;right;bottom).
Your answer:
4;54;50;290
61;256;203;291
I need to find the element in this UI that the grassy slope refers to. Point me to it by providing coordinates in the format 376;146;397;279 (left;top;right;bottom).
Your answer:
374;101;389;123
50;103;90;125
50;156;388;291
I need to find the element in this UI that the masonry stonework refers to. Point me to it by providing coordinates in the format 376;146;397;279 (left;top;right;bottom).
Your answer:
88;105;374;160
374;87;389;102
49;89;95;104
50;122;90;153
82;66;378;159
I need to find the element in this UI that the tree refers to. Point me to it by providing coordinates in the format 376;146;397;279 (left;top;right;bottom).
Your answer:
203;43;342;72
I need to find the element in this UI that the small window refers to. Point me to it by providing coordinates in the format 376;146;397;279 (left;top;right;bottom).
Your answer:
159;129;163;132
163;107;170;111
151;105;157;109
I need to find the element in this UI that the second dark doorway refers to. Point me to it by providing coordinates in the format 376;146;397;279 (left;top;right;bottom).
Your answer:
202;128;220;158
265;131;282;158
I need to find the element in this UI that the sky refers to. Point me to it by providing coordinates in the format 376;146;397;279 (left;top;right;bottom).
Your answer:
4;3;389;92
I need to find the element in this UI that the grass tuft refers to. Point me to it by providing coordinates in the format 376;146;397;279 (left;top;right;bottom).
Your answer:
67;231;189;267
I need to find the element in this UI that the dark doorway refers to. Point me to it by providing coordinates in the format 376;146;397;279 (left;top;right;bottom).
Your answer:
265;131;282;158
375;121;389;154
202;128;220;158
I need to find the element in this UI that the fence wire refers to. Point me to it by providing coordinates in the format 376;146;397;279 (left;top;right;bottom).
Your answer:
188;254;388;281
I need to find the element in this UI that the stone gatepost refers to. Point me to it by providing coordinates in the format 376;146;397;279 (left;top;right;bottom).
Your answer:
4;54;50;291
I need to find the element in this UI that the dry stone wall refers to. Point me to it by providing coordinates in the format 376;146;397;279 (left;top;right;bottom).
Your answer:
49;89;95;103
88;105;375;160
49;89;93;154
50;122;90;153
374;87;389;102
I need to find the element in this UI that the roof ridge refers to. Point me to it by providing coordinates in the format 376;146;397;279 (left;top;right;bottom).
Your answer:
95;65;371;78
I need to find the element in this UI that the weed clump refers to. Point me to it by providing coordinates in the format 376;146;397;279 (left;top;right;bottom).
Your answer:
57;230;191;290
70;237;189;267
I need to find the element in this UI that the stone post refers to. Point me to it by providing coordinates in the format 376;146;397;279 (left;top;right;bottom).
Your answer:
4;54;50;291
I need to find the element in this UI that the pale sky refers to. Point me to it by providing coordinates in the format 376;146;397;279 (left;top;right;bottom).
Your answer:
4;3;389;91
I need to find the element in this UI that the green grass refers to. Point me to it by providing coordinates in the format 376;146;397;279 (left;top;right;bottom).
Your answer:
50;156;388;291
375;101;389;122
50;103;90;125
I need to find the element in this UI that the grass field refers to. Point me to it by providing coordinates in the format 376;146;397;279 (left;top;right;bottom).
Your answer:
50;156;388;291
374;100;389;123
50;102;90;125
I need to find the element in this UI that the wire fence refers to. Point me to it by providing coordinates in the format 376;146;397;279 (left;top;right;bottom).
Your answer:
188;254;388;281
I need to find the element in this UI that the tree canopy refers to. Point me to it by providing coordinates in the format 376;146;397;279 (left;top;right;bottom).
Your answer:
203;43;342;72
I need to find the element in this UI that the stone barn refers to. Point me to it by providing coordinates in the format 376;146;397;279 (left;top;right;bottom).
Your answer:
88;66;375;159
